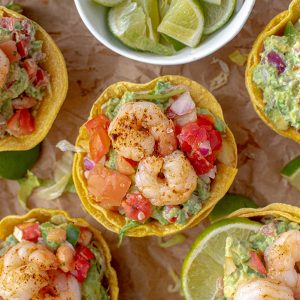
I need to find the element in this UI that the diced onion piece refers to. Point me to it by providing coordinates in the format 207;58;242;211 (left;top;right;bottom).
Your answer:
174;109;197;126
199;140;211;157
170;92;195;116
83;156;95;171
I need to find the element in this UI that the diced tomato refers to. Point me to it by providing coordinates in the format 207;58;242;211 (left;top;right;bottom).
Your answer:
178;123;208;153
7;109;35;136
22;58;38;81
12;96;37;109
89;127;110;162
248;251;267;275
71;257;90;282
0;40;20;63
19;109;35;134
188;151;214;175
197;114;214;128
87;164;131;209
17;223;41;242
16;39;29;58
76;245;95;260
209;130;222;152
85;114;110;134
116;154;135;176
122;193;152;223
34;69;49;87
0;17;18;31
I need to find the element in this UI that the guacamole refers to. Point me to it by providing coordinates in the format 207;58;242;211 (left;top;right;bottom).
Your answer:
253;20;300;130
220;218;300;299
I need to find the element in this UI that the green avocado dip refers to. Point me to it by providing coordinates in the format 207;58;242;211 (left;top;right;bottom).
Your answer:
253;20;300;130
216;217;300;299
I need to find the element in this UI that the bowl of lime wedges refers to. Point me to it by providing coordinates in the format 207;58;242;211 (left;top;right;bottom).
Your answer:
74;0;256;65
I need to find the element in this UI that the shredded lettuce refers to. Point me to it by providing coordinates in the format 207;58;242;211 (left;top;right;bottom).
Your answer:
5;1;23;13
151;207;169;225
118;219;141;247
228;50;248;66
197;108;226;133
158;234;186;248
34;151;73;201
56;140;84;153
0;234;18;257
210;58;230;91
17;171;40;210
167;268;183;295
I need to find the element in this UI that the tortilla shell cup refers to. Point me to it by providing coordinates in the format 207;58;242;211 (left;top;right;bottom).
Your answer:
73;75;238;237
245;0;300;143
228;203;300;224
0;6;68;151
0;208;118;300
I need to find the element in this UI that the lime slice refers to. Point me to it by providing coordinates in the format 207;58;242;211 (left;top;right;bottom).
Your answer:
136;0;160;42
202;0;236;35
203;0;221;4
108;0;174;55
0;144;40;180
157;0;204;47
93;0;124;7
182;218;261;300
281;155;300;190
209;194;258;223
161;33;186;51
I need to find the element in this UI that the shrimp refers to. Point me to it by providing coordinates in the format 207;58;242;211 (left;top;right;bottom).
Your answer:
264;230;300;299
234;279;294;300
34;270;81;300
0;49;9;90
0;241;59;300
135;150;197;206
108;101;177;161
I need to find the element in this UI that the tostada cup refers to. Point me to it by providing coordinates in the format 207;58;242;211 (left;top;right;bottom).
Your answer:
246;0;300;142
0;6;68;151
0;208;118;299
73;75;237;238
182;203;300;300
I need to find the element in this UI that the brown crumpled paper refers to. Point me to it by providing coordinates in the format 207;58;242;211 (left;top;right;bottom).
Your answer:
0;1;298;299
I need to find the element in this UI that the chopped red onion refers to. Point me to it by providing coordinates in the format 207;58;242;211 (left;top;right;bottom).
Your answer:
175;109;197;126
267;51;286;74
199;140;211;157
170;92;195;116
84;171;90;179
83;156;95;171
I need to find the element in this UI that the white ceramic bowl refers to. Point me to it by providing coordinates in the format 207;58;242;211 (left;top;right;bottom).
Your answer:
74;0;256;65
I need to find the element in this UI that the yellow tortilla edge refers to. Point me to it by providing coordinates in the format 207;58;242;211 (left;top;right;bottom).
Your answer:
228;203;300;224
245;0;300;143
73;75;238;237
0;6;68;151
0;208;119;300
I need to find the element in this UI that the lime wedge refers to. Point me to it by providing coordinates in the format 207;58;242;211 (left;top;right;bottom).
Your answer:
181;218;261;300
108;0;174;55
281;155;300;190
209;194;258;223
202;0;236;35
93;0;124;7
161;33;186;51
136;0;160;42
158;0;172;19
157;0;204;47
203;0;222;4
0;144;41;180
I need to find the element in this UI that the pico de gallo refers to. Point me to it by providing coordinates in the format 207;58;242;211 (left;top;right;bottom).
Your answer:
0;216;109;299
82;81;226;233
0;15;50;138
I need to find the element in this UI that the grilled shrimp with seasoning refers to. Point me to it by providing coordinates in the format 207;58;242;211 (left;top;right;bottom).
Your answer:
234;278;294;300
108;101;177;161
0;49;9;90
135;150;197;206
0;241;59;300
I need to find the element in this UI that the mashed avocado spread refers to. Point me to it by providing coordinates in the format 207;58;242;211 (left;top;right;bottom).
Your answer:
253;20;300;130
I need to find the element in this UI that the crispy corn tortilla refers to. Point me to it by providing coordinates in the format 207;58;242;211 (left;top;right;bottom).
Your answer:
0;6;68;151
228;203;300;224
73;75;238;237
245;0;300;143
0;208;118;300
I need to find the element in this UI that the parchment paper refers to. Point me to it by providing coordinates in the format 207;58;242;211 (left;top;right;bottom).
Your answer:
0;1;298;299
